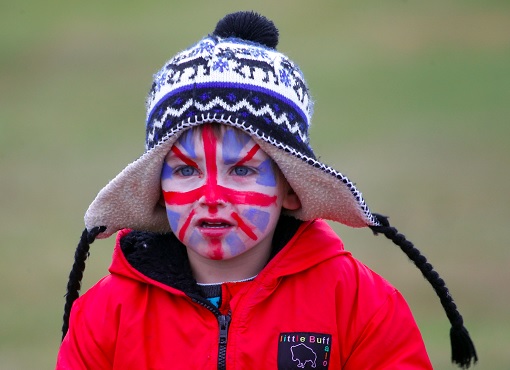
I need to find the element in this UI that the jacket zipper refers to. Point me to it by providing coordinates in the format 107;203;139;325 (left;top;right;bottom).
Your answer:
217;313;231;370
190;295;231;370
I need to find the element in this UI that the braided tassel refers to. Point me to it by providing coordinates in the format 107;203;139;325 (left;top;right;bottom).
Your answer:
61;226;106;341
369;214;477;368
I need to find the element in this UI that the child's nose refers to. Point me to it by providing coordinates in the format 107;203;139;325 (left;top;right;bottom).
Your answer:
200;181;227;208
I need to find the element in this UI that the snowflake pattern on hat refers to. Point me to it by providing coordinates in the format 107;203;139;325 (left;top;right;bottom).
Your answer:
145;37;313;154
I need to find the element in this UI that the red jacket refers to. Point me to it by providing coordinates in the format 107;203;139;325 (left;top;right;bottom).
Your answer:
57;219;432;369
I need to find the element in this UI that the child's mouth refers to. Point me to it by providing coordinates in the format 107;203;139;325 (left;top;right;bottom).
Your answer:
198;220;233;238
201;221;231;228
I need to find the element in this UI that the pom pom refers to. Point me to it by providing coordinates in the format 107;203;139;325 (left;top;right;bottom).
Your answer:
213;11;279;49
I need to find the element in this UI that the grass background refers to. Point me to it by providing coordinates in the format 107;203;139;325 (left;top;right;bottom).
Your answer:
1;0;509;368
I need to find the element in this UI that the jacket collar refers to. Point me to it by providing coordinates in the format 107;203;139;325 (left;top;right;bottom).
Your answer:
108;217;346;297
109;215;305;296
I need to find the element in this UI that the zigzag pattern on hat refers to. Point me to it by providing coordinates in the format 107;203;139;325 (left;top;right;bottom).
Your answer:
149;96;308;143
146;84;311;155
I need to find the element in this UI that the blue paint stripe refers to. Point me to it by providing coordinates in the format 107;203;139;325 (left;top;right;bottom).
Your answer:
256;159;277;187
161;162;174;180
178;130;197;158
222;128;251;165
165;209;181;232
242;208;270;233
225;233;246;255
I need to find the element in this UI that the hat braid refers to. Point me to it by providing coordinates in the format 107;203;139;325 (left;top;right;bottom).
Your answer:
61;226;106;341
369;213;477;368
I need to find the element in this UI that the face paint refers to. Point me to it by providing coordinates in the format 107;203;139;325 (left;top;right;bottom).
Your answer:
222;128;251;165
161;124;289;261
163;127;278;207
178;130;197;158
178;209;196;241
231;212;258;241
161;162;174;180
242;208;270;233
225;233;246;255
165;208;181;231
170;145;199;168
255;159;277;187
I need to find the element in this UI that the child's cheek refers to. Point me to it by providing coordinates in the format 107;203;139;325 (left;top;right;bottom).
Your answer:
189;230;204;248
225;233;247;255
231;212;258;240
164;203;195;242
242;208;270;233
177;210;195;241
165;208;181;232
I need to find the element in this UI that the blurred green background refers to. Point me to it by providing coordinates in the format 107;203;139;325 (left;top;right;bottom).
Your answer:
1;0;509;368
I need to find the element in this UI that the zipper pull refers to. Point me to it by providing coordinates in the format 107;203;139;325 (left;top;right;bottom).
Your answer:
218;314;231;345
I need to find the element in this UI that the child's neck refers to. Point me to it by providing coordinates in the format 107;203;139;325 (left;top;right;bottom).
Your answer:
196;274;258;286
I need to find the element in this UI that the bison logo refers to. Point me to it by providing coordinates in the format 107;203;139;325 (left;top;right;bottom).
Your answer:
290;343;317;368
278;332;331;369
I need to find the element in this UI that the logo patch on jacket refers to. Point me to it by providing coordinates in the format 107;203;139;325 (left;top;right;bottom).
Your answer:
278;332;332;369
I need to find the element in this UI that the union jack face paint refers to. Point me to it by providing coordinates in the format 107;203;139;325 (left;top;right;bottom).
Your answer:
161;124;288;261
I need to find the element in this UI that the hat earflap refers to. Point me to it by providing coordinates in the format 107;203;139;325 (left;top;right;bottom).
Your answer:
61;226;106;341
370;214;478;369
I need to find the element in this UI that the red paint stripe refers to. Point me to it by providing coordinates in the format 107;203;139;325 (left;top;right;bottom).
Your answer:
163;186;276;206
234;144;260;166
223;188;277;206
163;188;203;205
202;125;224;204
231;212;258;240
202;125;219;203
209;238;224;260
178;209;195;241
171;145;198;167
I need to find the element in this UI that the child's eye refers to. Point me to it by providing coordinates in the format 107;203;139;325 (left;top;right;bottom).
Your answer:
177;166;198;176
231;166;254;176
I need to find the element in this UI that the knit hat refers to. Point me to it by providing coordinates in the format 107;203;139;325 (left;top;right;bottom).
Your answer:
84;13;376;238
63;11;477;368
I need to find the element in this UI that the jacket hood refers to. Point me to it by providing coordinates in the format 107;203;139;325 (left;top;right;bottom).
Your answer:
108;217;347;295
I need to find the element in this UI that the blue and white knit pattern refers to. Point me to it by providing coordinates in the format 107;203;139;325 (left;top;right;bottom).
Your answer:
145;37;314;157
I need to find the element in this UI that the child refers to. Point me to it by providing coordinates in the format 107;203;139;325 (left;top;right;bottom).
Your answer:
57;11;477;369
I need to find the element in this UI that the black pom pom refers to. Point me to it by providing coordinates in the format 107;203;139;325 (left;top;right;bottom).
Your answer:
213;11;279;49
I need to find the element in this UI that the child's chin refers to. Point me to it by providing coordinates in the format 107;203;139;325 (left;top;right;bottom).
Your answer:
205;249;247;261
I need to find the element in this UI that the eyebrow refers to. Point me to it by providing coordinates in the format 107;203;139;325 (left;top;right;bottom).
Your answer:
170;145;199;167
234;144;261;167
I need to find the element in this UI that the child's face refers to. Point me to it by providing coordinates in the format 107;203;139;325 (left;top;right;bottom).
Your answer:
161;124;299;261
